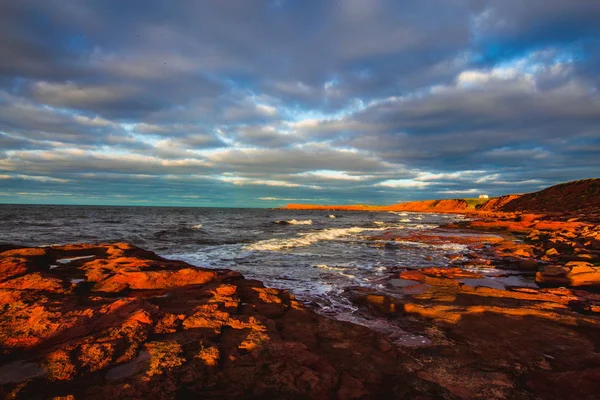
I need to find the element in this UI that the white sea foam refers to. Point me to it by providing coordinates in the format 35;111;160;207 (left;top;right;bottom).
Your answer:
275;219;313;225
406;224;438;230
400;218;411;222
56;255;95;264
328;215;336;219
314;264;346;271
314;265;357;279
393;240;467;252
192;224;203;229
245;226;379;251
373;221;386;226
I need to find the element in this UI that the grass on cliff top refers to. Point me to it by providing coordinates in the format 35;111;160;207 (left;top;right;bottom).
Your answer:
463;198;491;209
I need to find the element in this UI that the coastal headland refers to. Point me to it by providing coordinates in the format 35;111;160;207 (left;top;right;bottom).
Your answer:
284;178;600;216
1;179;600;399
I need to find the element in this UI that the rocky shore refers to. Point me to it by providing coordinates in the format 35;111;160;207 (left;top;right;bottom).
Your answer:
345;210;600;399
1;242;428;399
2;179;600;399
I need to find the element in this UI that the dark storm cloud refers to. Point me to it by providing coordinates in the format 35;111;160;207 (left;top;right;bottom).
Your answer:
0;0;599;205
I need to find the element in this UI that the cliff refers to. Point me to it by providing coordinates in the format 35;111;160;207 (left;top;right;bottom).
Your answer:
284;199;470;213
387;198;470;212
499;178;600;213
284;179;600;215
476;194;522;211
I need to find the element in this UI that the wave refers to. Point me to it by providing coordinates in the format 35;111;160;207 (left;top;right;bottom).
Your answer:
400;218;411;222
328;215;336;219
392;240;467;251
373;221;386;226
314;264;347;271
192;224;203;229
406;224;438;230
274;219;313;225
245;226;378;251
313;264;357;280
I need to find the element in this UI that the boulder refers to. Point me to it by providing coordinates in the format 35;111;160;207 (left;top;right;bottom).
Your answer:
546;248;560;257
536;262;600;288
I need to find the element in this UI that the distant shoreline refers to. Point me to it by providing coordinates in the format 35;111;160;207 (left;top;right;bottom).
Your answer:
284;178;600;215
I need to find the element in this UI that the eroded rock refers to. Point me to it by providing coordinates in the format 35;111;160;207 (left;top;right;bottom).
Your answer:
0;242;424;400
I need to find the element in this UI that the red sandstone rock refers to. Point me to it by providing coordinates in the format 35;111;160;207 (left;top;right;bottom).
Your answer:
408;267;483;280
536;262;600;287
349;267;600;399
0;242;425;400
3;192;600;400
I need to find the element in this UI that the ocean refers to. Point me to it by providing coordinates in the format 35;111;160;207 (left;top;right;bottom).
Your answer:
0;204;477;323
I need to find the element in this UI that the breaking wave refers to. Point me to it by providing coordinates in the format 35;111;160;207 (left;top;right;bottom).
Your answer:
245;226;379;251
314;264;357;279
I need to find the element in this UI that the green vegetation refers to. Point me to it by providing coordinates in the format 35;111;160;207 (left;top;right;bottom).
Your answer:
463;198;490;209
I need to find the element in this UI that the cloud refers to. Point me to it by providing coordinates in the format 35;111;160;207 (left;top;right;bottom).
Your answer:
218;176;317;189
0;0;598;206
376;179;430;189
0;174;69;183
32;81;137;108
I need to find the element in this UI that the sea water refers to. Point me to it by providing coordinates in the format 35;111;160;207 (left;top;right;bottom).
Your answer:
0;205;476;320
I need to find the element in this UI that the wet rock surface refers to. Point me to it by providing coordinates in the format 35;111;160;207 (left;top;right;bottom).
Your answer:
342;211;600;399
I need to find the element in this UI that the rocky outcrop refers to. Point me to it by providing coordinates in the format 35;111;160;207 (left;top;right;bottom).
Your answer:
536;262;600;287
346;262;600;400
448;212;600;287
0;242;439;400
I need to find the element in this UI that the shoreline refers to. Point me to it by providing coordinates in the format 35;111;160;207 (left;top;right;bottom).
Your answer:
1;209;600;398
283;178;600;220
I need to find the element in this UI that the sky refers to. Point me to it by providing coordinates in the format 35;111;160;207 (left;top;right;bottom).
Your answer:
1;0;599;207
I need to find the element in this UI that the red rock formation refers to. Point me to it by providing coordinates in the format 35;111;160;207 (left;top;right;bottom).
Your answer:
536;262;600;287
477;194;522;211
4;178;600;399
0;242;448;399
349;265;600;399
